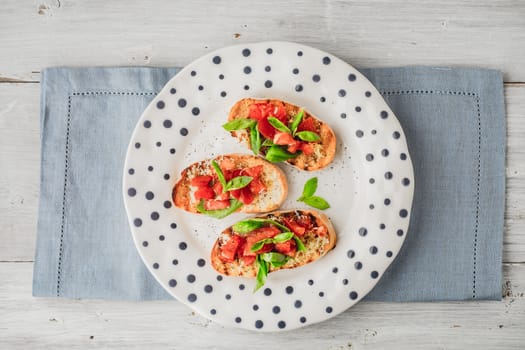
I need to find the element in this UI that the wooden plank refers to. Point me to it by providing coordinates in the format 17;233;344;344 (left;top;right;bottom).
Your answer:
0;262;523;349
1;0;525;82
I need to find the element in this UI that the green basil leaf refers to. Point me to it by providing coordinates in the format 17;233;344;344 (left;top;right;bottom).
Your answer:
222;118;256;131
293;236;307;252
302;177;318;198
225;176;253;191
267;220;290;232
273;231;294;243
261;252;289;267
267;117;291;134
262;139;275;147
302;195;330;210
254;255;268;292
250;124;261;155
290;109;304;135
211;160;227;189
265;145;298;163
196;199;243;219
250;240;266;253
296;131;320;142
232;219;265;234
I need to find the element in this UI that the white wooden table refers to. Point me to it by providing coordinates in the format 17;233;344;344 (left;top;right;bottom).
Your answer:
1;1;524;348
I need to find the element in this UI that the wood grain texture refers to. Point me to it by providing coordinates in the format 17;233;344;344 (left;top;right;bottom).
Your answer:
1;0;525;82
0;262;523;349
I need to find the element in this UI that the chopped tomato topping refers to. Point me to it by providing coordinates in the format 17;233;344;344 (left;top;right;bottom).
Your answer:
275;239;297;257
190;175;213;187
287;141;301;154
204;199;231;210
257;116;277;139
297;116;316;132
249;102;289;139
273;132;295;145
219;234;242;263
241;165;263;178
296;215;313;230
238;186;255;205
249;104;263;120
299;142;314;155
243;227;280;256
249;178;266;194
316;225;328;237
283;217;307;236
195;186;215;201
241;255;256;266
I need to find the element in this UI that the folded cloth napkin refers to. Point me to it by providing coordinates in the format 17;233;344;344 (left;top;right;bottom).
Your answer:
33;66;505;301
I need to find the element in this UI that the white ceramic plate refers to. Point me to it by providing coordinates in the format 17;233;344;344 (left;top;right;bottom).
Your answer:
123;42;414;332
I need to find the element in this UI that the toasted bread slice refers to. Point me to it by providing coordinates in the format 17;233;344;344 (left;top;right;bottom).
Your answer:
211;210;336;277
227;98;337;171
172;154;287;214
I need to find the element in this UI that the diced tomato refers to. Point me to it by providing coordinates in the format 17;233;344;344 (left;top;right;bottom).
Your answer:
249;104;263;120
219;234;242;263
249;178;266;194
297;117;316;132
273;132;295;145
283;217;307;236
295;215;313;230
211;182;228;200
219;158;235;170
275;239;297;257
287;141;301;154
224;168;242;182
316;225;328;237
243;227;281;256
230;188;241;200
238;186;255;205
257;116;277;139
299;142;315;155
241;255;256;266
204;199;231;210
241;165;263;178
194;187;215;201
190;175;213;187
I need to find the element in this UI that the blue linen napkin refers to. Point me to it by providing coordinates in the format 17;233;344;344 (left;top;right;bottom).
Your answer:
33;66;505;301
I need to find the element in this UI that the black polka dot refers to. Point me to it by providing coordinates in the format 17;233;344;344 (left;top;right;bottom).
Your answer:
278;321;286;329
371;129;377;135
190;70;196;77
163;119;172;128
349;291;358;300
371;271;379;279
172;259;178;265
239;284;245;290
212;56;221;64
272;306;280;314
386;251;393;257
244;85;250;90
402;178;410;186
300;317;307;323
286;286;294;294
292;68;299;74
369;178;375;184
128;168;134;175
170;148;176;154
343;279;349;285
356;130;364;137
359;227;367;236
400;153;407;160
297;51;303;56
253;304;259;311
319;291;324;297
338;89;346;97
320;97;326;103
380;224;386;230
192;107;200;116
157;101;165;109
179;242;187;250
369;204;375;209
235;317;242;323
170;222;177;229
400;209;409;218
348;73;357;81
243;66;252;74
341;113;347;119
144;191;153;200
294;300;302;308
366;153;374;161
263;288;272;296
332;267;338;273
265;65;271;72
187;274;196;283
210;309;216;315
197;259;206;267
322;56;331;65
266;48;273;54
143;120;151;128
225;294;231;300
347;250;355;258
295;84;303;92
365;91;372;97
135;142;141;149
188;294;197;302
133;218;142;227
255;320;264;329
142;241;148;247
355;261;363;270
380;110;389;119
242;48;251;57
159;235;165;241
198;85;203;91
220;91;227;97
170;88;176;94
153;263;159;269
128;188;136;197
216;275;223;281
147;166;153;172
370;246;378;254
385;172;393;180
397;229;404;236
381;149;390;157
384;198;391;205
218;74;224;80
264;80;272;88
312;74;321;82
180;128;188;136
150;212;159;220
156;141;161;147
326;306;333;313
308;279;314;286
178;99;187;108
169;279;177;287
164;174;170;180
393;131;401;139
355;106;362;112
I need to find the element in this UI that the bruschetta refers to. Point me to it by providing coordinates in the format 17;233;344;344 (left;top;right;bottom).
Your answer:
172;154;287;218
211;209;336;291
223;98;336;171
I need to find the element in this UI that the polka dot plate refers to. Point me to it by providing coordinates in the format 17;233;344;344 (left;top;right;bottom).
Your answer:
123;41;414;332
